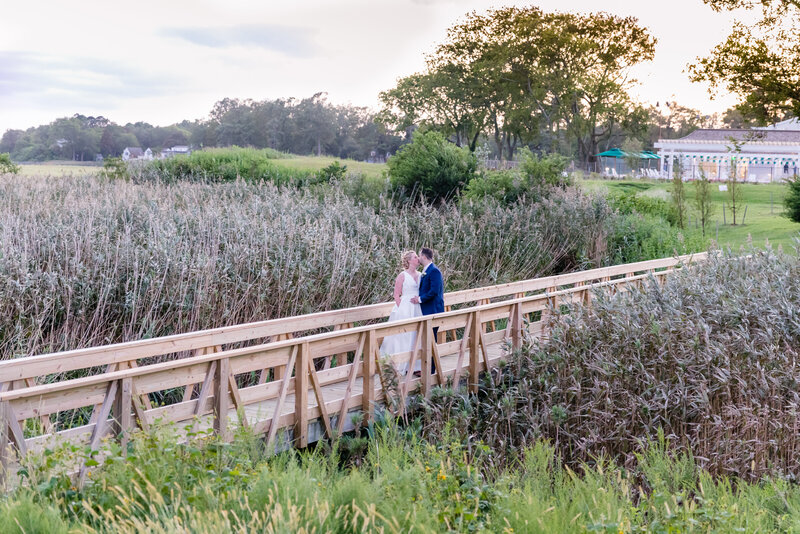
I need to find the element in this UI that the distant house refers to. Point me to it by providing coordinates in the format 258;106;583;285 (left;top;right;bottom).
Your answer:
143;148;153;161
122;147;144;161
160;145;191;158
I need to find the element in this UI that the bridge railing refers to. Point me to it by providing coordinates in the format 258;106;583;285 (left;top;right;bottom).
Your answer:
0;253;707;484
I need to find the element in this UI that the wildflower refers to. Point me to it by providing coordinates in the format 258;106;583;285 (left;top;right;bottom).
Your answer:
438;471;446;481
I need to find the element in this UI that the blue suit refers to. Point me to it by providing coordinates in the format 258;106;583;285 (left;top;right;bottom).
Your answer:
418;263;444;315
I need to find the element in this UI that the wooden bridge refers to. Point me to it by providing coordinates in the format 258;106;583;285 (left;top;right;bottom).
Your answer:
0;253;707;485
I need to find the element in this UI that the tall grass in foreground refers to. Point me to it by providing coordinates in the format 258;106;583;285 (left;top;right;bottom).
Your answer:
0;174;629;358
6;421;800;533
420;247;800;480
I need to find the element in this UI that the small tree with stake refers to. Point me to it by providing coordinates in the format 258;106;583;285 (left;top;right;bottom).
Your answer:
725;137;746;225
671;156;686;228
694;168;715;236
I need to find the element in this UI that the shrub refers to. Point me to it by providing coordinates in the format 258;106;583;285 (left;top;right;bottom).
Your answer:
462;169;529;204
387;130;477;202
463;151;571;205
100;157;129;181
609;191;679;226
783;174;800;223
134;147;302;184
0;153;20;175
518;149;571;189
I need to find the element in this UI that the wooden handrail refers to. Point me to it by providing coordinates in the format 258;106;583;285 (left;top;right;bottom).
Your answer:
0;253;707;487
0;252;706;383
0;268;680;402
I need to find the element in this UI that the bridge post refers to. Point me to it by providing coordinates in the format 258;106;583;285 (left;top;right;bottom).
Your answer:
420;318;432;398
295;342;310;447
468;312;481;394
511;303;523;350
362;330;376;422
213;358;231;441
113;378;133;454
0;401;8;489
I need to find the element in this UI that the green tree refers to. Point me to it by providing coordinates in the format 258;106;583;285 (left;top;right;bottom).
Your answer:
387;130;477;202
689;0;800;122
379;7;656;163
0;153;20;174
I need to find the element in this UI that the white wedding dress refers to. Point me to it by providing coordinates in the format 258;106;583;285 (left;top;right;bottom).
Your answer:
380;271;423;374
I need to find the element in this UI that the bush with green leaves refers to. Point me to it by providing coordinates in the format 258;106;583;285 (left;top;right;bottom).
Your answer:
783;174;800;223
387;130;477;202
463;151;570;205
609;190;679;226
134;146;299;184
99;157;128;181
0;153;20;175
518;148;571;189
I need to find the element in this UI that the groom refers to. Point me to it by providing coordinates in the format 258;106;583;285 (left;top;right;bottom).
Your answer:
412;247;444;373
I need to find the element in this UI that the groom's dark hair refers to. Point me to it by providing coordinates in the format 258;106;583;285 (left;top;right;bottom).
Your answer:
420;247;434;261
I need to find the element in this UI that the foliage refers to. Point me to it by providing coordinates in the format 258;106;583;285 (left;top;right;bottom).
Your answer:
380;6;656;162
0;153;20;175
135;147;304;184
607;212;705;264
783;174;800;223
609;190;679;226
689;0;800;122
694;170;715;236
9;368;800;531
463;151;571;205
462;170;531;205
99;157;128;181
315;160;347;183
421;248;800;481
518;149;571;188
0;97;404;163
387;130;478;202
670;157;687;228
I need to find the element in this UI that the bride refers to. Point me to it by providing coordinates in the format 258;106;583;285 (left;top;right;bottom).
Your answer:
380;250;422;374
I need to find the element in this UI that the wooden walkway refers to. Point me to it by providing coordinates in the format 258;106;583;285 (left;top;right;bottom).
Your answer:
0;253;707;485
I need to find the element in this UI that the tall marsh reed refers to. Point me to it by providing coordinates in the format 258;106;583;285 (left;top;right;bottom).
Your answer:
0;174;620;358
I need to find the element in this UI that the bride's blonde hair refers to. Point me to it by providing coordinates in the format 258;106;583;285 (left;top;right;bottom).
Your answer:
401;250;416;269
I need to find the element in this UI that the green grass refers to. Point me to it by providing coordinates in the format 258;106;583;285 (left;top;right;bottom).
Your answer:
18;161;101;177
273;155;387;179
583;178;800;250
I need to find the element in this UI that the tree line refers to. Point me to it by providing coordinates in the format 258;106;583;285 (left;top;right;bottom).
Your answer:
0;94;404;163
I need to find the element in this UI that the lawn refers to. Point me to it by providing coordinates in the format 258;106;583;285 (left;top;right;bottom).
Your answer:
582;178;800;251
18;161;101;177
272;155;386;179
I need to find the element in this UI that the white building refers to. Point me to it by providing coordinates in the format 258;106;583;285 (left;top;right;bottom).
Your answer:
654;119;800;182
121;147;144;161
160;145;191;158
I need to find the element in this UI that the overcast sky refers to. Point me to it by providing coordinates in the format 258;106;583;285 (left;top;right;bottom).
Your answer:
0;0;750;134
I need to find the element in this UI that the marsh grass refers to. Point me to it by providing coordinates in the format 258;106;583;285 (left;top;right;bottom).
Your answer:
0;174;632;360
421;246;800;481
